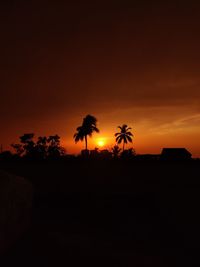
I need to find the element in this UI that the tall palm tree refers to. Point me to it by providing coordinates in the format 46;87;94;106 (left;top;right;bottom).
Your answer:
74;114;99;150
115;124;133;151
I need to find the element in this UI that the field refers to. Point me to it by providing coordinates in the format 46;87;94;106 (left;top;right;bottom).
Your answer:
1;160;200;266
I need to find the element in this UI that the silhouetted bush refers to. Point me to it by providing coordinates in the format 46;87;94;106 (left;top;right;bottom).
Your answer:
120;148;136;160
11;134;66;160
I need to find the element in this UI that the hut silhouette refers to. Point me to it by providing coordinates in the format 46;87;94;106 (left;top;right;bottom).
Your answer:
161;148;192;161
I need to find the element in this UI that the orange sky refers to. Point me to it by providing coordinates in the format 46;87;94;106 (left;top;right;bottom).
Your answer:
5;107;200;157
0;1;200;157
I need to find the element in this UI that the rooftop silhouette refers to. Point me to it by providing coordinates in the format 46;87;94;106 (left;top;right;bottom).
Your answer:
161;148;192;161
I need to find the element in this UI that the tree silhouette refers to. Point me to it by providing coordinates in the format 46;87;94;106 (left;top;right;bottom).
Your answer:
36;136;48;159
47;135;63;158
111;145;122;159
19;133;35;157
11;143;24;156
47;135;60;147
74;114;99;150
115;124;133;151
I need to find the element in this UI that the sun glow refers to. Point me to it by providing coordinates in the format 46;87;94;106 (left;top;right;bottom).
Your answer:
96;138;106;147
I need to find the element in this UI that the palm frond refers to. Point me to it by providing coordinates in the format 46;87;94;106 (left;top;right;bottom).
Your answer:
93;126;100;133
117;136;124;144
126;131;133;136
122;124;128;130
123;136;128;144
76;126;82;131
117;139;123;144
126;135;133;143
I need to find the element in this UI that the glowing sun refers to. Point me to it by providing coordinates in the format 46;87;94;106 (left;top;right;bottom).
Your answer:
96;139;106;147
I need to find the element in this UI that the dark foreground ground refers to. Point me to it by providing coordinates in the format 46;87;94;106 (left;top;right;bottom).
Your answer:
1;159;200;266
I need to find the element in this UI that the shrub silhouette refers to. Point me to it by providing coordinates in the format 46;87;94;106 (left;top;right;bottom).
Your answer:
111;145;122;159
121;148;136;159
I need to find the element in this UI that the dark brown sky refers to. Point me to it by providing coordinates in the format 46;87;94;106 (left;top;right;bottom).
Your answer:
1;1;200;155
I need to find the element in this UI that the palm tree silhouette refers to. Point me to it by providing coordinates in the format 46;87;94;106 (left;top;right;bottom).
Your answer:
74;115;99;150
115;124;133;151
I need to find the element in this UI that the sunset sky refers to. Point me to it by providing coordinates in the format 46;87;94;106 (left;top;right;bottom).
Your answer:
0;1;200;156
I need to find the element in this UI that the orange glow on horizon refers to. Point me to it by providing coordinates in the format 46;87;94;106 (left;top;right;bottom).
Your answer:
4;109;200;158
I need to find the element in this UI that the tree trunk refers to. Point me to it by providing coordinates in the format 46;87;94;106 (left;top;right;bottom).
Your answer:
85;135;88;150
123;140;125;151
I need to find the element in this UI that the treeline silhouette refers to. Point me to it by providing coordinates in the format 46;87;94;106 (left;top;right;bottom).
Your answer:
0;134;66;161
0;114;195;162
10;134;66;160
0;114;138;161
4;137;136;161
